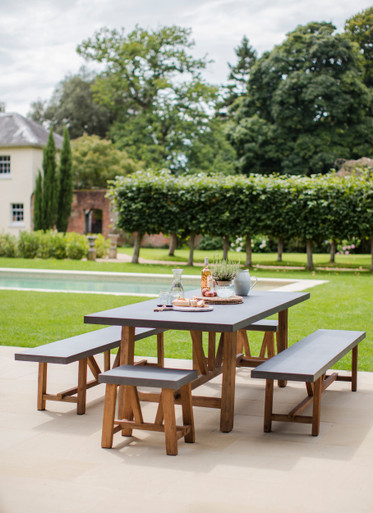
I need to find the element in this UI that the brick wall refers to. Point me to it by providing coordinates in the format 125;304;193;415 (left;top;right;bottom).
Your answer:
67;190;115;238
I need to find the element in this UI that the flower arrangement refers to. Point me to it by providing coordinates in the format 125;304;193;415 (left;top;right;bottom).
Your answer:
210;259;240;283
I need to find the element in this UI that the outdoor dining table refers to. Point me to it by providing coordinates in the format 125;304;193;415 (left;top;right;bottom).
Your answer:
84;289;310;432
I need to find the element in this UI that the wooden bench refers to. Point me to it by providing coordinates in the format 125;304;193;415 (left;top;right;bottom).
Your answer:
251;329;366;436
15;326;165;414
99;365;198;455
204;320;278;372
237;319;278;367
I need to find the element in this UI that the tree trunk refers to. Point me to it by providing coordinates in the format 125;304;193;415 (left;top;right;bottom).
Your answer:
306;239;313;270
329;240;336;264
131;232;143;263
277;237;284;262
245;235;252;267
187;233;196;266
223;236;229;260
168;233;177;256
370;237;373;272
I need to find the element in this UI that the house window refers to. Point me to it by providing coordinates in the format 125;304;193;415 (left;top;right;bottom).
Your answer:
0;156;11;175
11;203;24;224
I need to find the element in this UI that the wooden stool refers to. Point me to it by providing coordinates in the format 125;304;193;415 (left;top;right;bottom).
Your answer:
99;365;198;455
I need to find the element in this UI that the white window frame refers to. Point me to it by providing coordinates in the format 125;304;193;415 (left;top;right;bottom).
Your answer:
0;155;11;177
10;203;25;226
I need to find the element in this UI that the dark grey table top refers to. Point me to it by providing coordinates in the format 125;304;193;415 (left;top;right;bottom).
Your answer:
84;290;310;332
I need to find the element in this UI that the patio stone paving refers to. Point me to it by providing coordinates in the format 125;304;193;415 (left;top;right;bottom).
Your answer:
1;345;373;513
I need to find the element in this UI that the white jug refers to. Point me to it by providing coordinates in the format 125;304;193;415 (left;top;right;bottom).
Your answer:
234;270;257;296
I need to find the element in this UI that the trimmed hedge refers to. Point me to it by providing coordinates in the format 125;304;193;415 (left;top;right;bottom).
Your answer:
109;170;373;269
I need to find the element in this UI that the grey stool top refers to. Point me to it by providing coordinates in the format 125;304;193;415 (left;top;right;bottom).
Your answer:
99;365;198;389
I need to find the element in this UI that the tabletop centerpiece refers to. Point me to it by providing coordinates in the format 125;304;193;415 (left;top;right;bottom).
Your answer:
210;259;240;298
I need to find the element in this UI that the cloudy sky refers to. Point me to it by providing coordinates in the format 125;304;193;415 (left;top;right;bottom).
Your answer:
1;0;372;116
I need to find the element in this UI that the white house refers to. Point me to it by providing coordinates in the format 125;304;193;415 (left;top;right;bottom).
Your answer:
0;112;62;235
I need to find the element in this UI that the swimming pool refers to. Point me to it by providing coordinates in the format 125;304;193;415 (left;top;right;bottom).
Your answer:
0;268;325;296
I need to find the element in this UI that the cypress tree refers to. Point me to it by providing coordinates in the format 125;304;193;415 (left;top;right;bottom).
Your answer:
33;171;43;230
41;128;58;229
57;127;73;232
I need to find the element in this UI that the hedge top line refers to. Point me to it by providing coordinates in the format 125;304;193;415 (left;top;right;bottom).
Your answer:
108;170;373;242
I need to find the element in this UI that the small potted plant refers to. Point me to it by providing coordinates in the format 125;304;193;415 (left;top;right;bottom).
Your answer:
210;259;240;297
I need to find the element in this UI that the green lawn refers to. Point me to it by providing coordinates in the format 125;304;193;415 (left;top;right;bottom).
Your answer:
1;259;372;372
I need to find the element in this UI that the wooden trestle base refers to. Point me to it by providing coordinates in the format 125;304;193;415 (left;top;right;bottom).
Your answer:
263;371;355;436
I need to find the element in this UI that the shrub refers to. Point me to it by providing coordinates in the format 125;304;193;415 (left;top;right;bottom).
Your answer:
65;232;88;260
198;235;223;251
17;231;42;258
34;231;67;259
36;231;54;259
93;233;110;258
50;232;67;259
0;233;17;257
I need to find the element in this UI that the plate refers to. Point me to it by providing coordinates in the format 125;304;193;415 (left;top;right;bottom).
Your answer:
172;305;214;312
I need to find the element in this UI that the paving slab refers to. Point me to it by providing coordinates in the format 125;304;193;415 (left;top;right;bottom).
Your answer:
1;345;373;513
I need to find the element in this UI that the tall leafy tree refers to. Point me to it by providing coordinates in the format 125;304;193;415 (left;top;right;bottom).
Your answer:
229;21;373;175
344;7;373;88
72;134;140;189
225;36;257;106
57;128;73;232
28;68;113;138
77;25;218;172
41;129;58;229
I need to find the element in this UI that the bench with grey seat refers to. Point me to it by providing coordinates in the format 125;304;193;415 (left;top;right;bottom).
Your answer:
205;320;278;372
237;319;278;367
15;326;165;414
99;365;198;455
251;329;366;436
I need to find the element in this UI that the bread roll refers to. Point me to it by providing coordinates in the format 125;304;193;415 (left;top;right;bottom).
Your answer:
172;298;190;307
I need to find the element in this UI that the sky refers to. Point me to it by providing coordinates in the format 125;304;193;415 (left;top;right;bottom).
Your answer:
1;0;372;117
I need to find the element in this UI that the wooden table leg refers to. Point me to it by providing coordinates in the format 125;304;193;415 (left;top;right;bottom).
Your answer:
220;331;237;433
277;309;288;387
119;326;135;436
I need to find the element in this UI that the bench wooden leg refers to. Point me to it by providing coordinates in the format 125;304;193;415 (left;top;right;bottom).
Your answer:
277;310;288;387
157;333;164;368
102;384;117;448
77;358;87;415
37;362;47;410
180;383;195;443
264;379;274;432
312;376;322;436
262;332;275;358
352;345;358;392
104;350;111;371
237;330;251;357
162;388;178;455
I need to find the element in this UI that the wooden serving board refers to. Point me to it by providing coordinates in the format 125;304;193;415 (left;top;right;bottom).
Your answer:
194;295;243;305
